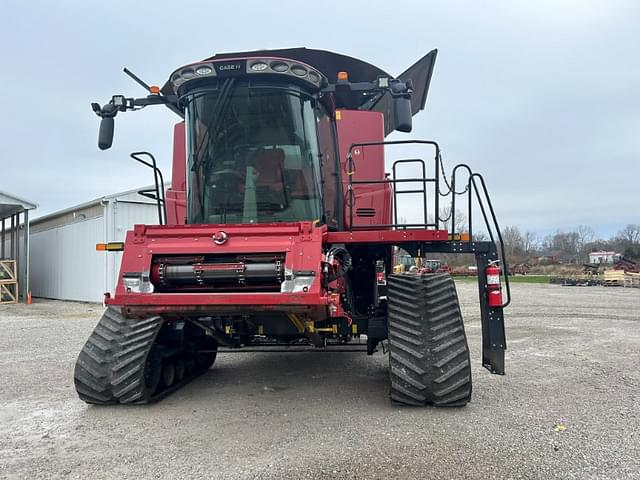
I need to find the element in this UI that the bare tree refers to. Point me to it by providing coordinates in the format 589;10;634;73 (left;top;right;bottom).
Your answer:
617;224;640;244
501;226;525;258
472;230;489;241
522;231;539;255
545;230;580;262
436;207;466;234
576;225;595;252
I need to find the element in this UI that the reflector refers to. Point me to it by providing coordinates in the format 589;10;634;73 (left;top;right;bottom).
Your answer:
96;242;124;252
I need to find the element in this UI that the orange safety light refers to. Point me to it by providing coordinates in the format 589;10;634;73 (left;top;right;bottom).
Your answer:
149;85;161;94
96;242;125;251
337;71;348;81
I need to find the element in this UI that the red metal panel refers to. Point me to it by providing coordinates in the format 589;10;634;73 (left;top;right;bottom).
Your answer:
140;222;306;238
335;110;391;228
166;122;187;225
110;292;328;307
326;229;449;244
109;223;328;315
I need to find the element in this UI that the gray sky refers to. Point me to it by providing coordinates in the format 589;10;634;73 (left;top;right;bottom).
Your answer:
2;0;638;238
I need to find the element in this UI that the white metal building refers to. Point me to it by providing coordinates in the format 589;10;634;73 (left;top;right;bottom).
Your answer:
29;187;161;302
588;251;621;265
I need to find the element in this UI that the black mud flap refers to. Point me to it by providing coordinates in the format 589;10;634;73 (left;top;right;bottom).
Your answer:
476;249;507;375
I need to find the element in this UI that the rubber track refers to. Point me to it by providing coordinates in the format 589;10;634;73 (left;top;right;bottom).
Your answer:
387;273;472;407
74;307;208;405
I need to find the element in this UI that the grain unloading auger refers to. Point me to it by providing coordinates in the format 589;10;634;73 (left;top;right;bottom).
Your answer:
75;48;510;406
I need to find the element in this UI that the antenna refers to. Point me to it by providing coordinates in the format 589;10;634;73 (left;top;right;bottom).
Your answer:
122;67;183;118
123;67;152;93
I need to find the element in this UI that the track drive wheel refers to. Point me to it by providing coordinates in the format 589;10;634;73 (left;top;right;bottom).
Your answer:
387;273;472;407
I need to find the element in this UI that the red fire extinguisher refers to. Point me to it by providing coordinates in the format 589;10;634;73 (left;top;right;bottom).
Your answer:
486;261;503;308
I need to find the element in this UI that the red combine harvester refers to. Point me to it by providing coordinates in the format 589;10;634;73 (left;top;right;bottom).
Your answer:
75;48;510;406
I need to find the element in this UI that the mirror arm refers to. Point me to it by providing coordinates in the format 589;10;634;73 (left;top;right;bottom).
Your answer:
91;94;181;150
92;93;178;119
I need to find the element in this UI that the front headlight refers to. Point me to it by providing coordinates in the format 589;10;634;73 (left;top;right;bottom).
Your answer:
280;267;315;293
122;272;154;294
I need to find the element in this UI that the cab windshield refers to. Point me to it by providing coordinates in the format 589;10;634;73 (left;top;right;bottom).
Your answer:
185;81;323;225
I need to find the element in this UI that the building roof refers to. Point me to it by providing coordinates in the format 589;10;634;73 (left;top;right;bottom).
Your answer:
30;184;167;226
0;190;38;220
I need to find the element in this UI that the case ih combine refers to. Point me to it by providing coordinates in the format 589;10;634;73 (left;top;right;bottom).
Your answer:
75;47;510;406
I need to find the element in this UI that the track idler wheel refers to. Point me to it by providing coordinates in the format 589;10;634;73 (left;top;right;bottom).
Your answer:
185;356;196;375
175;357;186;382
195;336;218;370
144;350;163;396
162;361;176;388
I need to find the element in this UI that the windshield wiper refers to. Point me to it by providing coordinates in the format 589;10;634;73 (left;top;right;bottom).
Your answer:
188;78;236;223
190;78;236;174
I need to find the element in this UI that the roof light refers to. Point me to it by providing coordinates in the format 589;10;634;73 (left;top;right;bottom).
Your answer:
270;61;289;72
112;95;126;107
377;76;389;88
196;65;213;75
149;85;161;94
181;68;195;79
250;62;268;71
290;64;308;76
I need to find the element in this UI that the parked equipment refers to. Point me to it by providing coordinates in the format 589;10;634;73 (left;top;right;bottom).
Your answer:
75;48;510;406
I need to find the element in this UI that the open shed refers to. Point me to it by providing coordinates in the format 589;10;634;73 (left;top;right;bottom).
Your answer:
0;190;38;302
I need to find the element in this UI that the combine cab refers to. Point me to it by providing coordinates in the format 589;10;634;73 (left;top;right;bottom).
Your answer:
75;48;510;406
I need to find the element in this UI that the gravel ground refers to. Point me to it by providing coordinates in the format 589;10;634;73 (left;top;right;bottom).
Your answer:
0;283;639;479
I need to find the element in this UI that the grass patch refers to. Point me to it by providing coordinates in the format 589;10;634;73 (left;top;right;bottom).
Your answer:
508;275;552;284
454;275;552;284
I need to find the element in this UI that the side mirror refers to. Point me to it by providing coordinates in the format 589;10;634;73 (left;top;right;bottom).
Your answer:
389;79;413;133
393;96;413;133
93;103;118;150
98;116;115;150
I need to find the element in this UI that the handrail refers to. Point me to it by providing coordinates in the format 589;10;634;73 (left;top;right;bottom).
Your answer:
392;159;429;229
451;164;511;308
130;151;167;225
343;141;510;308
346;140;440;230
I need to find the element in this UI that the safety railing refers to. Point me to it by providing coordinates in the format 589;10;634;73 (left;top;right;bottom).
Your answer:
346;140;441;230
130;151;167;225
346;140;511;308
449;164;511;307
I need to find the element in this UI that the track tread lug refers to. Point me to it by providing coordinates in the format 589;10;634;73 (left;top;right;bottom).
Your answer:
74;307;216;406
387;274;472;407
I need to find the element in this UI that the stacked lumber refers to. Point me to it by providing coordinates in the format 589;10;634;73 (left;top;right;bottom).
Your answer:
604;269;640;288
0;260;18;304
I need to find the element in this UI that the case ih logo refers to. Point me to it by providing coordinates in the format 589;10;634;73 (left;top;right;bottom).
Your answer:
213;231;228;245
215;62;245;75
